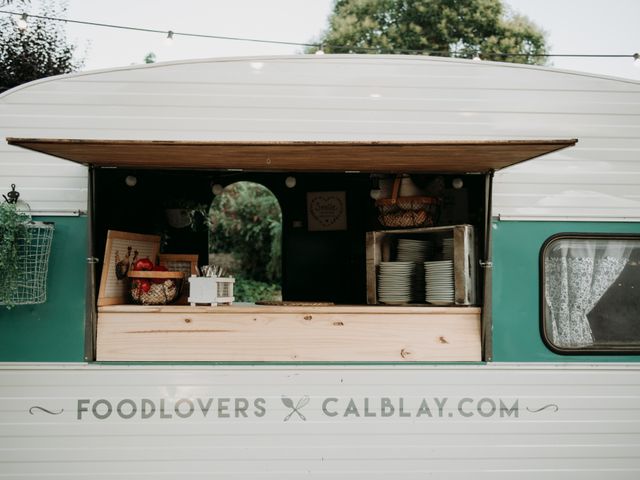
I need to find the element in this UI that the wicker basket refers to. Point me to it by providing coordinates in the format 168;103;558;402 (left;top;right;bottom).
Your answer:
375;177;441;228
128;271;184;305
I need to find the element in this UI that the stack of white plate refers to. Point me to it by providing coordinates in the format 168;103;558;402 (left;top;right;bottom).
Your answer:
442;238;454;261
424;260;454;305
396;238;434;262
377;262;415;304
396;239;434;302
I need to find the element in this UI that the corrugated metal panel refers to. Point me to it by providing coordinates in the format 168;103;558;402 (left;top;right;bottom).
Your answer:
0;55;638;217
1;363;640;478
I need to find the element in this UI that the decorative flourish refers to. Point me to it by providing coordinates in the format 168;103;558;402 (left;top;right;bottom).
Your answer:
29;406;64;416
281;396;310;421
526;404;559;414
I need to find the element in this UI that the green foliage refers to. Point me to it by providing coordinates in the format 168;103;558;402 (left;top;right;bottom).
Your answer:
144;52;157;64
0;203;29;307
209;182;282;284
233;277;281;303
0;1;83;93
311;0;548;65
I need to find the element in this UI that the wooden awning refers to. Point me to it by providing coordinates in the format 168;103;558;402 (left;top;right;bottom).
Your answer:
6;138;577;173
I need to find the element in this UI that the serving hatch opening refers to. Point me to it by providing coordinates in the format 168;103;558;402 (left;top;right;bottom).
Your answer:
5;136;578;362
6;138;577;173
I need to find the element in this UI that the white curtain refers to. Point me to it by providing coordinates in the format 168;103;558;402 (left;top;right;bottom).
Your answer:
544;240;633;348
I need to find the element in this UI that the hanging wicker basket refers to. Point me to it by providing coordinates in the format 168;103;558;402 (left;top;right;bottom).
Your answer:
1;221;55;306
375;177;441;228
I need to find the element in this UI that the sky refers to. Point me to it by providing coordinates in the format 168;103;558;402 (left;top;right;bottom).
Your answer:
5;0;640;80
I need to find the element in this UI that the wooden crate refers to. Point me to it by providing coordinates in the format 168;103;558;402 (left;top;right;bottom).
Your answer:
366;225;477;306
96;305;481;362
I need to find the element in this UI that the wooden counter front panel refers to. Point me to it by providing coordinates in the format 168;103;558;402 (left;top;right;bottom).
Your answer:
96;310;481;362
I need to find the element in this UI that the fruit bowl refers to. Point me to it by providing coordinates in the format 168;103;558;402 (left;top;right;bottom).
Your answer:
128;270;184;305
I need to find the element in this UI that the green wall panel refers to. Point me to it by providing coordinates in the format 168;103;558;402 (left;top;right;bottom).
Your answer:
0;216;87;362
491;219;640;362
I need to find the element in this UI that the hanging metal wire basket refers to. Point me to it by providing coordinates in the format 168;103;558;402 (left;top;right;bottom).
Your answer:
1;221;55;306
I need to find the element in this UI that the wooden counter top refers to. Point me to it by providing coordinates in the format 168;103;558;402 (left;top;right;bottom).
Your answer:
99;304;481;314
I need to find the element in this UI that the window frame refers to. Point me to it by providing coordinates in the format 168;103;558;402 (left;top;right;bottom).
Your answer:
540;232;640;355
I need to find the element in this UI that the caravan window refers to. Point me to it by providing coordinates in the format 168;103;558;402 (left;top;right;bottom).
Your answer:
541;235;640;353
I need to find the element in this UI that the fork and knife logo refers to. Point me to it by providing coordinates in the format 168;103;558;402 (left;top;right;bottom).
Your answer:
281;396;310;421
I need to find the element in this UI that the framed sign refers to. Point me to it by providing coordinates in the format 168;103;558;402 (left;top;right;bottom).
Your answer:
158;254;199;305
158;254;199;276
306;191;347;231
98;230;161;306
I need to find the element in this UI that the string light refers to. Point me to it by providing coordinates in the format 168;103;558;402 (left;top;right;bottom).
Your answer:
15;12;27;30
165;30;174;46
0;9;637;63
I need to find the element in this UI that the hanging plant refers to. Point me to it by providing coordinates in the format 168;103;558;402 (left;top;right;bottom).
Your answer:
0;202;30;307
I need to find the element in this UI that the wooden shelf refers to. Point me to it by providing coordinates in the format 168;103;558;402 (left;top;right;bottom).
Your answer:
96;305;481;362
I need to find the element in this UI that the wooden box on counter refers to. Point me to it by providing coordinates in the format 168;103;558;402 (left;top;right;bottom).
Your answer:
366;225;478;306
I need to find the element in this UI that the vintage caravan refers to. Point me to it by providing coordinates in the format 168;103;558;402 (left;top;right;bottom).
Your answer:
0;55;639;478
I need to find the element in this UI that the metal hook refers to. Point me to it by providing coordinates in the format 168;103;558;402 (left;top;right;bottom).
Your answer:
3;184;20;204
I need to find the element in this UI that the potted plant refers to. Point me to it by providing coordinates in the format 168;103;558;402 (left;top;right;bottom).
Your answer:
163;199;208;229
0;202;30;307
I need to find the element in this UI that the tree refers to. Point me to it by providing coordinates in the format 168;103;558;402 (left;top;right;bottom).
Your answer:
0;1;83;93
312;0;548;65
144;52;156;64
209;182;282;284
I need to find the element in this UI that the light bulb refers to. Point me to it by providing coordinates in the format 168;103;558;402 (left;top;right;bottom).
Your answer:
370;189;382;200
285;176;297;188
315;46;325;55
16;13;28;30
452;178;464;189
472;54;481;62
165;30;174;46
212;183;224;195
125;175;137;187
634;53;640;68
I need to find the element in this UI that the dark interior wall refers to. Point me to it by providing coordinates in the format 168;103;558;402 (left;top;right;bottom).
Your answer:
94;169;485;304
